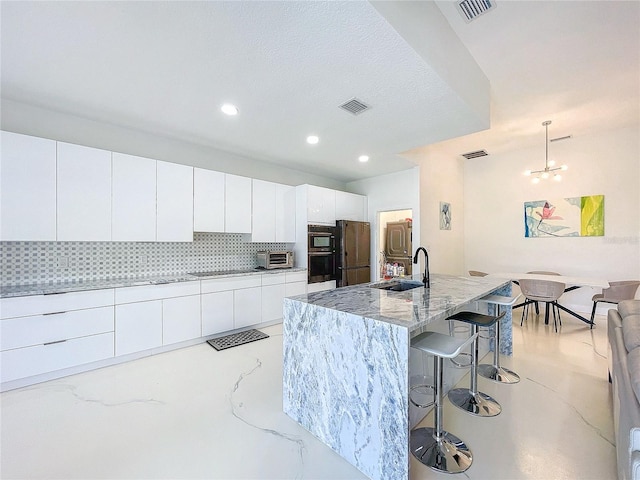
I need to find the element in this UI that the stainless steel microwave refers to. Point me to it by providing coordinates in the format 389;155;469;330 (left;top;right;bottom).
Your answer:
256;251;294;269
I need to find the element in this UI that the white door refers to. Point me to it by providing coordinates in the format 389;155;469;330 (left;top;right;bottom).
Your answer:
112;153;157;241
275;184;296;242
157;161;193;242
201;291;234;336
194;168;225;232
115;300;163;356
234;287;262;328
57;142;112;241
251;179;276;242
0;131;56;240
225;174;252;233
163;295;201;344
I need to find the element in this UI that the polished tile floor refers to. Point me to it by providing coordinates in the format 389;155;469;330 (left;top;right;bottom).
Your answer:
1;310;616;479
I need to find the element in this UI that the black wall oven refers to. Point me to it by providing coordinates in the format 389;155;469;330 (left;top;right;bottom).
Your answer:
307;225;337;284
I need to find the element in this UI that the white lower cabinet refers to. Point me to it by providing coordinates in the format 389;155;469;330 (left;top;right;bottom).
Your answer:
163;295;201;344
262;284;286;323
115;300;163;356
234;287;262;329
201;291;234;336
285;281;307;297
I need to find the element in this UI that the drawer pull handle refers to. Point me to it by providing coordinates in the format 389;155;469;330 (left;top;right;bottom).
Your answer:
43;339;67;346
43;311;67;316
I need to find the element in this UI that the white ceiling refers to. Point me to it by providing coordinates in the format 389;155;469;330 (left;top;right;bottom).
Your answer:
2;1;639;183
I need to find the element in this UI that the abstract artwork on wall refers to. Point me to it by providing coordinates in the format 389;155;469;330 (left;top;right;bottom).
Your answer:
440;202;451;230
524;195;604;238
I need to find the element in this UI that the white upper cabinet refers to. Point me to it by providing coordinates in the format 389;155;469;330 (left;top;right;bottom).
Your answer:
57;142;112;241
193;168;225;233
157;161;193;242
1;131;56;240
307;185;336;225
112;152;157;241
251;179;277;242
335;191;367;222
225;174;252;233
275;184;296;242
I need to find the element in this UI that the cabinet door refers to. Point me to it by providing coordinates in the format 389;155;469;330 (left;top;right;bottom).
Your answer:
335;191;367;222
194;168;225;232
251;179;276;242
163;295;201;344
112;152;156;241
275;184;296;242
262;283;286;322
285;281;307;297
157;161;193;242
225;174;252;233
115;300;162;356
234;287;262;329
57;142;112;241
201;291;234;336
0;131;56;240
307;185;335;225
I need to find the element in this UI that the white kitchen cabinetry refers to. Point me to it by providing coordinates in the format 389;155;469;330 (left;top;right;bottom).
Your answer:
202;276;262;332
276;184;296;242
201;290;234;336
57;142;112;241
285;270;308;297
0;131;57;240
163;295;201;344
0;290;115;384
225;174;252;233
306;185;336;225
261;273;286;323
335;191;367;222
112;152;157;241
115;300;163;356
157;161;193;242
193;168;225;232
234;286;262;329
251;179;277;242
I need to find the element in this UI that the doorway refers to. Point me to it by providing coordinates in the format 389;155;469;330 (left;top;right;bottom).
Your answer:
376;209;413;280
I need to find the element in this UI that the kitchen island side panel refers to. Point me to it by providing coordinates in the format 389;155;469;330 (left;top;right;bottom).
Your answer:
283;298;409;480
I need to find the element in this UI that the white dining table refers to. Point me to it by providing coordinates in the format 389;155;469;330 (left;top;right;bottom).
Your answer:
486;273;610;327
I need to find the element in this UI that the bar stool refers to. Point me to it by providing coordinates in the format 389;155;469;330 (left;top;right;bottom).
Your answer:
446;310;506;417
477;294;521;384
410;330;477;474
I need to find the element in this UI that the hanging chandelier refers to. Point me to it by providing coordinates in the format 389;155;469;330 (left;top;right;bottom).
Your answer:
524;120;568;183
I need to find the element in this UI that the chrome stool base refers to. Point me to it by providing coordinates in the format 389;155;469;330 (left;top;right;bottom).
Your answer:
478;364;521;384
410;427;472;474
448;387;502;417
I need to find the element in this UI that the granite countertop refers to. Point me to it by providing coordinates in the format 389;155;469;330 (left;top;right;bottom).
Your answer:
287;273;510;332
0;267;307;298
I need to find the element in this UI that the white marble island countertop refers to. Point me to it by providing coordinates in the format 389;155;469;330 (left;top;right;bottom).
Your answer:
289;273;510;334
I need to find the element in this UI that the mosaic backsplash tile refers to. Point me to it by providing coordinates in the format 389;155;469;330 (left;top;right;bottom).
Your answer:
0;233;291;286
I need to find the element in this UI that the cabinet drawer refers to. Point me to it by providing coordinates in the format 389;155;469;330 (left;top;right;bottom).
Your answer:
115;281;200;304
262;273;286;286
286;271;307;284
0;332;114;383
201;275;261;294
1;306;114;351
0;289;114;319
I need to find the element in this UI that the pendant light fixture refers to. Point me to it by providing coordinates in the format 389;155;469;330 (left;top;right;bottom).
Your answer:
524;120;568;183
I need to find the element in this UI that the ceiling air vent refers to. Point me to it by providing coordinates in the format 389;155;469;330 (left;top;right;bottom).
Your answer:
461;149;489;159
456;0;496;23
339;98;371;116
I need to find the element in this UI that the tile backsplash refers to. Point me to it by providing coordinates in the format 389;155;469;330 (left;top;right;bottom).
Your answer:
0;233;291;286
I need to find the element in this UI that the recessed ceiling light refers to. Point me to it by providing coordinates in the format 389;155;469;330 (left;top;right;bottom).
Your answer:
358;155;369;163
221;104;238;116
306;135;319;145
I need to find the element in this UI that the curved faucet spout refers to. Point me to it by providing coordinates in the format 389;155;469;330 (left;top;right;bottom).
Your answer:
413;247;430;288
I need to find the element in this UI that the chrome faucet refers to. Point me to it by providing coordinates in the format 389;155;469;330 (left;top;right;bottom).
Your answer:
413;247;430;288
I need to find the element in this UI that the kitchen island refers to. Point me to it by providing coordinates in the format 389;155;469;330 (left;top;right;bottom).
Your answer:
282;273;511;480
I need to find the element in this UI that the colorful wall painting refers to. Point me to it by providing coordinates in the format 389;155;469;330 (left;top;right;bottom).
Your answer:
440;202;451;230
524;195;604;238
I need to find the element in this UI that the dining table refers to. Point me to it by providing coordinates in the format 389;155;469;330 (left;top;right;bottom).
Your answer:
486;272;610;327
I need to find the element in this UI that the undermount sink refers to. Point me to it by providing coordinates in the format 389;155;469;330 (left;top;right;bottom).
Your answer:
369;280;425;292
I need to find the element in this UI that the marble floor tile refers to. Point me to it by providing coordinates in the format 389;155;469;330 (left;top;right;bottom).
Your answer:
1;311;616;479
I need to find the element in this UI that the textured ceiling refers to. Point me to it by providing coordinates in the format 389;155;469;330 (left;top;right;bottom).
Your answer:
0;1;489;183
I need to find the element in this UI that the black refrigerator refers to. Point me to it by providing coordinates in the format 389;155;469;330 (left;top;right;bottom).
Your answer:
336;220;371;287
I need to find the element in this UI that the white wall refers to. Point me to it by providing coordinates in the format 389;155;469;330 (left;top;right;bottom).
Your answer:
464;125;640;314
1;99;346;189
417;153;466;276
347;168;420;281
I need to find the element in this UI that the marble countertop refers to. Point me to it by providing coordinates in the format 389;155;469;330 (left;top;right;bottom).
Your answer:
288;273;510;333
0;267;307;298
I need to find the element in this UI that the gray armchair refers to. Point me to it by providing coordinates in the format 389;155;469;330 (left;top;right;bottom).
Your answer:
591;281;640;324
